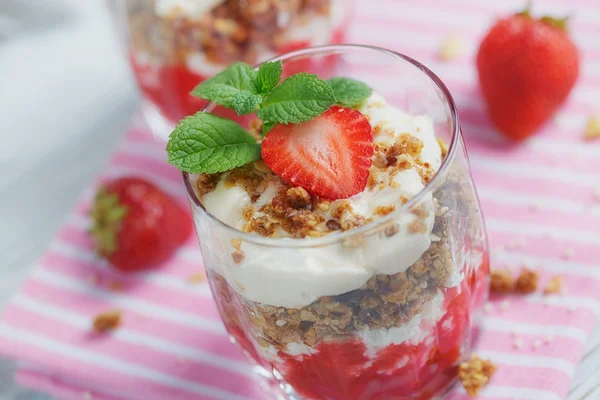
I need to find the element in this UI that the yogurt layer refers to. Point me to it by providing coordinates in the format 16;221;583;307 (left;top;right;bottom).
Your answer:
197;93;443;308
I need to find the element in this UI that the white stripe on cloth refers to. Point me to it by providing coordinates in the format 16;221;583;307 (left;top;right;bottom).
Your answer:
485;218;600;244
11;294;252;377
0;324;250;400
482;385;563;400
44;241;212;298
469;155;600;188
477;350;576;376
482;318;588;345
477;187;600;217
30;268;225;334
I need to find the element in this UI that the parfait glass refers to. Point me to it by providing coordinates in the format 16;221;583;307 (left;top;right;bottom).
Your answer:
183;45;489;400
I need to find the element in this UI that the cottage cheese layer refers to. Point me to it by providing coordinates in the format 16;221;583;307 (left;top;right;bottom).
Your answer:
196;93;443;308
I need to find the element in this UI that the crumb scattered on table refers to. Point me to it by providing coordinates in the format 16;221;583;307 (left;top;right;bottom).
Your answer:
459;354;496;398
93;310;122;332
438;35;463;61
544;276;563;295
515;268;539;294
584;116;600;141
490;269;513;293
188;273;205;284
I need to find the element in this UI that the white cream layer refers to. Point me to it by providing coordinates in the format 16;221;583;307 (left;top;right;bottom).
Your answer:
197;93;444;308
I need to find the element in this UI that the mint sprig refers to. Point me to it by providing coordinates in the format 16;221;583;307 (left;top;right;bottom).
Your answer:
166;113;261;174
257;73;336;124
256;61;282;93
168;61;373;175
328;77;372;107
191;62;262;115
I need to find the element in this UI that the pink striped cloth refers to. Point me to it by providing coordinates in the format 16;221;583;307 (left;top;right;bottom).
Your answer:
2;0;600;399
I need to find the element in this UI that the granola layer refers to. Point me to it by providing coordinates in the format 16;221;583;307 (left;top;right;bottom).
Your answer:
211;212;455;352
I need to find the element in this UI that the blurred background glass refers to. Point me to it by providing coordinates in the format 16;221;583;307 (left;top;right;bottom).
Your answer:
110;0;348;140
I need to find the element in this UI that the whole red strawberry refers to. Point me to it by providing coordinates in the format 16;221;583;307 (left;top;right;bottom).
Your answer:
90;177;192;272
476;7;580;140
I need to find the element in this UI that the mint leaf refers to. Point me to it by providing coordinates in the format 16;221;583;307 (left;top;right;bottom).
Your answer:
191;62;262;115
257;61;282;93
229;90;263;115
167;112;261;174
257;73;335;124
262;121;277;136
327;77;372;107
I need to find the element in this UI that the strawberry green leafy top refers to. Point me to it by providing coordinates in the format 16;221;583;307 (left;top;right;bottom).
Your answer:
166;60;372;175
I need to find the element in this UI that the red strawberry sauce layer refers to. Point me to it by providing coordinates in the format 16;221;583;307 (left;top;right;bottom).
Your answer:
223;253;488;400
274;289;468;400
130;27;345;123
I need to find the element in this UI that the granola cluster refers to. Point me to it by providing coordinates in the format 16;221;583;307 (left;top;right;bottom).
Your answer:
458;354;496;397
514;268;539;294
212;217;454;350
490;268;541;294
93;310;122;333
490;268;566;297
490;269;513;293
127;0;334;67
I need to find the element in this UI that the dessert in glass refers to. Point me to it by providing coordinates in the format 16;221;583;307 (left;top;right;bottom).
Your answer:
115;0;347;139
173;45;489;399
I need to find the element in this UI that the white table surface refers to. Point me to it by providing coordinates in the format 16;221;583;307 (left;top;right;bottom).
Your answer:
0;1;599;399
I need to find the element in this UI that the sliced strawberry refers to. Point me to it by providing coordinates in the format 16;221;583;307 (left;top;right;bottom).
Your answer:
261;106;374;200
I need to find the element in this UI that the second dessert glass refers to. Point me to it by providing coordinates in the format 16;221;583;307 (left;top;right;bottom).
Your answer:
111;0;348;141
184;45;489;400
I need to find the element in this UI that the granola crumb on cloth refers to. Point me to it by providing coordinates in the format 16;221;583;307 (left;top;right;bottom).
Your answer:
544;276;563;295
515;268;539;294
490;269;513;293
459;354;497;397
438;34;463;61
188;273;205;284
584;116;600;141
93;310;122;332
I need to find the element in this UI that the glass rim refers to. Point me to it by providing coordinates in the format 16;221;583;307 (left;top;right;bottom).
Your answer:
183;44;461;248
